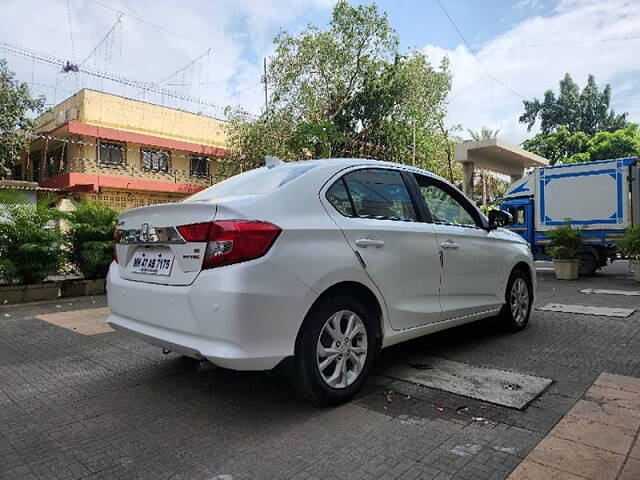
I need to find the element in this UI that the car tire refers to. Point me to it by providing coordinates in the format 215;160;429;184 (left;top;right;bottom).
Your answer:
293;295;378;406
498;269;532;332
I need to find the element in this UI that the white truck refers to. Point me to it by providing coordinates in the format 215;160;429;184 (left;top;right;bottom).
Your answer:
500;156;640;274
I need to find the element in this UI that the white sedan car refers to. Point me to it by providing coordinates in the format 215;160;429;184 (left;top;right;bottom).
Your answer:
107;158;534;404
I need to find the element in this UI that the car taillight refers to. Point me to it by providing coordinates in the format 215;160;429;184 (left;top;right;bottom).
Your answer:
177;220;281;269
113;229;123;263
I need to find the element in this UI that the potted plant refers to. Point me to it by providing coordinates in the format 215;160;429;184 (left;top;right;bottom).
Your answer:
619;225;640;282
547;221;583;280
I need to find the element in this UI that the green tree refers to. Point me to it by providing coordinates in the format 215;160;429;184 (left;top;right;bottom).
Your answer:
522;125;590;164
520;74;632;164
585;124;640;161
520;73;627;136
224;1;456;180
0;59;45;178
466;127;500;141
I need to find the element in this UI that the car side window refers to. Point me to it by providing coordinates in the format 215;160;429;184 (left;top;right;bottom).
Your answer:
509;206;526;224
326;179;354;216
414;174;479;227
327;168;417;221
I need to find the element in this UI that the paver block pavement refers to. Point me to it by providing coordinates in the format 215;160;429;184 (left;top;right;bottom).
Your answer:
3;262;640;480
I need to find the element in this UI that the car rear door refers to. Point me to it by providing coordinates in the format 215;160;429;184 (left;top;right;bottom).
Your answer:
411;173;505;320
322;167;442;330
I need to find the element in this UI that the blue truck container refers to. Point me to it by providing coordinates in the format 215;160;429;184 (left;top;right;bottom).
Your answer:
501;157;640;274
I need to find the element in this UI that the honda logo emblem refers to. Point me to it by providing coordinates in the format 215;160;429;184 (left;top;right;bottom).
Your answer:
140;223;150;242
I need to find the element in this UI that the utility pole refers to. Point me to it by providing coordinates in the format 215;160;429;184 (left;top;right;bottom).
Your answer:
263;57;269;123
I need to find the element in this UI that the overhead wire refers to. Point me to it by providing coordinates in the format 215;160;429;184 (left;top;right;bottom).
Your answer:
81;12;123;66
88;0;243;63
433;0;525;101
137;47;211;98
0;40;258;119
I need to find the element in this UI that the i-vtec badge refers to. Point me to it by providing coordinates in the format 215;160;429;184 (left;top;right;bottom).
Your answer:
140;223;150;242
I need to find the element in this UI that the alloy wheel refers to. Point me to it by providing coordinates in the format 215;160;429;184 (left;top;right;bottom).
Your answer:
316;310;368;389
510;277;530;324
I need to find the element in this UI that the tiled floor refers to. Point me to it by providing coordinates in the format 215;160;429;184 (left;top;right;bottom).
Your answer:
508;373;640;480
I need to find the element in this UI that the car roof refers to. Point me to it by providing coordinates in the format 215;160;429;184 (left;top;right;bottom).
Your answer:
284;157;441;178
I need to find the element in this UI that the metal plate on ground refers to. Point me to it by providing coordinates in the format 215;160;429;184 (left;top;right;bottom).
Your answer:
537;303;635;318
36;307;113;335
580;288;640;296
382;356;553;409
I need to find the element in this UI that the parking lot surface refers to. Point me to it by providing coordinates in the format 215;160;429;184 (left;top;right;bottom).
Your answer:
2;262;640;480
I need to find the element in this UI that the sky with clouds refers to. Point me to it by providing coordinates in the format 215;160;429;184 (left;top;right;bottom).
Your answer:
1;0;639;145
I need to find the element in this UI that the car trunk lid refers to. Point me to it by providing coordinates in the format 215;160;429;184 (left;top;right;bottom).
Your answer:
115;202;217;286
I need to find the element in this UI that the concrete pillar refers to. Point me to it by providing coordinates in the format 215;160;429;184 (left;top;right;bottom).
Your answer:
462;162;474;197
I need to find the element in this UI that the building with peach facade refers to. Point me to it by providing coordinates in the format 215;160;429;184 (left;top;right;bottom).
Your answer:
18;89;229;210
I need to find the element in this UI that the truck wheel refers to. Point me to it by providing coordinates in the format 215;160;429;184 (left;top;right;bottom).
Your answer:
498;269;532;332
578;253;598;276
292;295;377;405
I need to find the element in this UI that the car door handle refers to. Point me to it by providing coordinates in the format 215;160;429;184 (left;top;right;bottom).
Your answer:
440;241;459;250
355;238;385;248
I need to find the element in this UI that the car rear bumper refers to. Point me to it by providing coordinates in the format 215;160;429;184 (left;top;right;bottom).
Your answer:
106;260;316;371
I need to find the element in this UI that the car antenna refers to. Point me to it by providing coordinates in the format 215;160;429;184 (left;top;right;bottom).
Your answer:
265;156;284;169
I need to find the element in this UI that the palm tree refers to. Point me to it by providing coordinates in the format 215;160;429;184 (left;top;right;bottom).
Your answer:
466;128;501;206
466;127;500;142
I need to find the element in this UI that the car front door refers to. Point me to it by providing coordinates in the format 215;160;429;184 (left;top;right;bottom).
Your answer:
323;167;442;330
412;173;505;320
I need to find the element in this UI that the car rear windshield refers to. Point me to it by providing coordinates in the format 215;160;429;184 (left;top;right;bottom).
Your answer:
184;163;317;202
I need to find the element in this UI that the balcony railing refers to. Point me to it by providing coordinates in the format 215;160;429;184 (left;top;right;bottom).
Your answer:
46;157;226;186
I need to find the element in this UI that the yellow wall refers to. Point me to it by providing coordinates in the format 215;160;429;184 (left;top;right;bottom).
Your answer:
83;90;226;148
35;89;228;149
36;91;83;133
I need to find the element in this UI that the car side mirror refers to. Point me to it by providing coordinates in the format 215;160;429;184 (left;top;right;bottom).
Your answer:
488;210;513;230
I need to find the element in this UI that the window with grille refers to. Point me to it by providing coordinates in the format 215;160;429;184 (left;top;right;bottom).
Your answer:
30;150;42;182
46;147;67;177
98;141;125;166
190;155;210;177
141;148;170;172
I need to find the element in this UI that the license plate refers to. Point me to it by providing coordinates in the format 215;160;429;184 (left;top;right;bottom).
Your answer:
129;249;174;276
